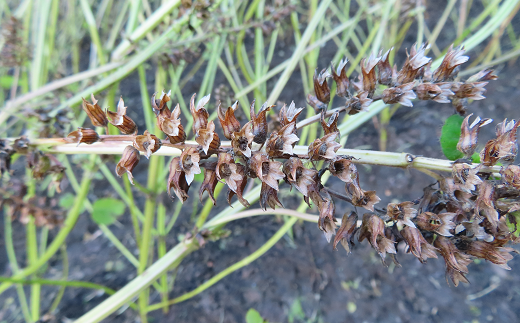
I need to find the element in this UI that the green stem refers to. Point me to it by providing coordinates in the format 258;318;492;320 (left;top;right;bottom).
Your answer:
195;182;224;229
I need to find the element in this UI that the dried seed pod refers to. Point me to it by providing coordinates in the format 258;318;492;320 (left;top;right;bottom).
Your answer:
307;94;328;111
475;181;499;229
116;146;140;185
151;90;171;116
452;163;482;192
377;48;394;86
387;201;418;228
82;94;108;128
167;157;190;203
331;58;350;97
495;119;520;165
432;45;469;82
360;54;380;97
458;240;514;270
106;97;138;134
382;82;416;107
279;101;303;128
231;121;254;158
156;97;186;144
479;139;501;166
351;189;380;212
358;213;396;262
249;152;285;190
333;211;358;253
308;132;341;161
311;190;336;242
216;153;243;193
434;236;472;286
400;226;438;263
320;111;339;136
250;100;273;144
265;122;299;158
196;121;220;154
415;212;456;237
283;157;318;198
501;165;520;189
466;69;497;83
313;68;331;104
218;101;241;140
180;147;201;185
13;136;29;154
415;82;453;103
132;130;161;159
345;91;372;115
260;182;283;210
396;43;431;85
200;167;218;205
452;81;487;100
190;93;210;135
328;158;360;187
226;164;250;208
456;114;492;158
66;128;99;145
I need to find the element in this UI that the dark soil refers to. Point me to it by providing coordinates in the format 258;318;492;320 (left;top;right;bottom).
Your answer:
2;3;520;323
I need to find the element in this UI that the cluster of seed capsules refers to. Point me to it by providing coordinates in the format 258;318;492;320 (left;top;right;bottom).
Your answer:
71;43;519;286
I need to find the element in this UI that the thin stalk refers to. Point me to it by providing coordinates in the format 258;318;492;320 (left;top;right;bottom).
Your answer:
48;244;68;314
26;217;40;322
30;0;52;90
79;0;106;65
124;176;142;245
157;203;169;313
195;182;225;229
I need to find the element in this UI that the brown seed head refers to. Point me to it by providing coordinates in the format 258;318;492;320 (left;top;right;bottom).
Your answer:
260;182;283;210
345;91;372;115
377;48;394;86
351;189;380;212
167;157;190;203
458;240;514;270
358;213;396;261
283;157;317;197
196;120;220;155
265;122;299;158
400;226;438;263
82;94;108;128
190;93;210;135
320;111;339;136
106;97;138;134
180;147;201;185
216;153;243;193
279;101;303;128
308;132;341;161
416;212;456;236
360;54;380;97
432;45;469;82
226;164;250;208
382;82;416;107
456;114;492;158
452;163;482;192
415;82;453;103
249;152;285;190
200;167;218;205
250;101;273;144
386;201;417;228
116;146;140;185
231;121;254;158
434;236;472;286
397;43;431;85
501;165;520;189
475;181;499;229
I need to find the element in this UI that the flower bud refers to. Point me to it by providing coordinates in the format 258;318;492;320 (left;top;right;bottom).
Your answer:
66;128;99;145
116;146;140;185
106;97;138;134
313;68;331;104
82;94;108;128
133;130;161;159
456;113;492;158
331;58;350;97
218;101;241;140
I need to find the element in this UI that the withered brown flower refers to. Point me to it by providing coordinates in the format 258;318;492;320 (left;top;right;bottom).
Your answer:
466;69;497;83
495;119;520;164
250;100;273;144
377;48;394;86
283;157;317;197
154;91;186;144
396;43;431;85
320;111;339;135
231;121;254;158
329;157;359;186
475;180;499;229
82;94;108;129
106;97;138;134
358;213;396;261
190;93;210;134
312;190;336;243
66;128;99;145
459;240;514;270
308;132;341;161
452;163;482;192
416;212;456;236
345;91;372;115
456;114;492;158
400;226;438;263
216;153;243;193
200;167;218;205
313;68;332;104
434;236;472;286
196;120;220;155
333;211;358;253
265;122;299;157
132;130;161;159
307;94;328;111
452;82;487;100
180;147;201;185
226;164;250;208
260;182;283;210
382;82;416;107
218;101;241;140
279;101;303;128
351;189;380;212
331;58;350;97
116;146;140;185
360;54;380;97
249;152;285;190
501;165;520;189
151;90;171;115
167;157;190;203
415;82;453;103
387;201;417;228
432;45;468;82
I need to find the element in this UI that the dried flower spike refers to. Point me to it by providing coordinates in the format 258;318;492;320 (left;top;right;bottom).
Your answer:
106;97;138;134
250;101;273;144
265;122;299;158
358;213;396;262
190;93;210;134
387;201;417;228
116;146;140;185
360;54;380;97
333;212;358;253
249;152;285;190
279;101;303;128
382;82;416;107
432;45;469;82
231;121;254;158
167;157;190;203
308;132;341;161
180;147;201;185
200;168;218;205
400;226;438;263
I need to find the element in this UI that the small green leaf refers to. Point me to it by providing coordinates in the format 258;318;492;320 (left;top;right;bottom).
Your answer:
246;309;266;323
91;198;125;225
347;301;357;313
288;298;305;323
440;114;464;160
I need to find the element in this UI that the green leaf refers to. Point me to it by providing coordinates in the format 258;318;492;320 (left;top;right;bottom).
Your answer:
288;298;305;323
246;309;266;323
91;198;125;225
440;114;464;160
59;192;85;214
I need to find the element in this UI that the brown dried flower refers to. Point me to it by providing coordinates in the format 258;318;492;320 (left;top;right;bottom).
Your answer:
153;91;186;144
283;157;317;198
475;181;499;229
200;167;218;205
279;101;303;128
66;128;99;145
133;130;161;159
358;213;396;261
265;122;299;157
387;201;417;228
167;157;190;203
495;119;520;165
313;68;332;104
260;182;283;210
397;43;431;85
328;157;360;187
416;212;456;237
312;190;336;243
452;82;487;100
249;152;285;190
218;101;241;140
180;147;201;185
432;45;469;82
377;48;394;86
459;240;514;270
250;101;273;144
351;189;381;212
333;212;358;253
360;54;380;97
434;236;472;286
308;132;341;161
415;82;454;103
466;69;497;83
216;153;243;193
116;146;140;184
196;120;220;155
226;164;250;208
501;165;520;189
400;226;438;263
382;82;416;107
345;91;372;115
320;111;339;136
457;114;492;158
452;163;482;192
190;93;210;134
307;94;328;111
331;58;350;97
82;94;108;129
106;97;138;134
231;121;254;158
